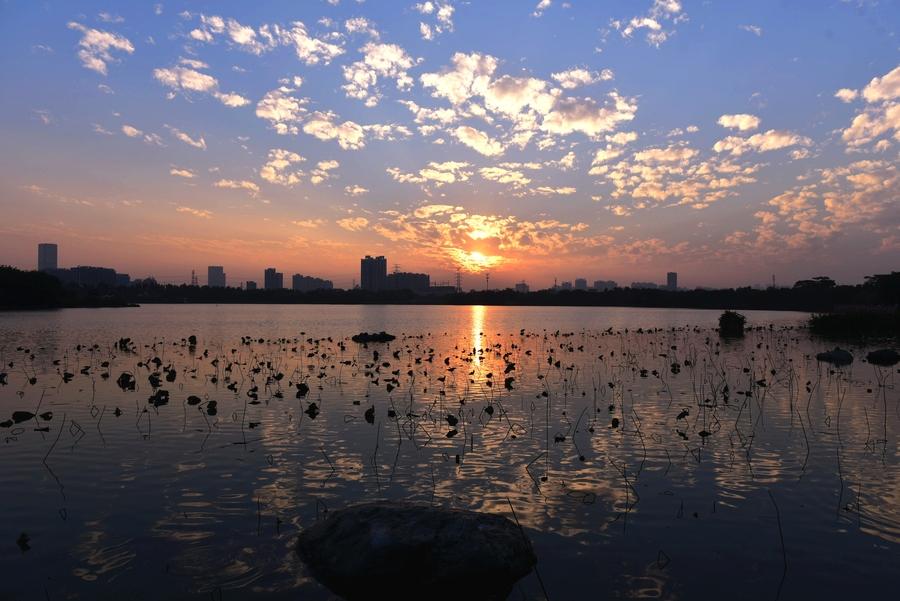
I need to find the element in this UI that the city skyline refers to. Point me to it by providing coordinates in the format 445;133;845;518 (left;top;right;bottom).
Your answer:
1;1;898;288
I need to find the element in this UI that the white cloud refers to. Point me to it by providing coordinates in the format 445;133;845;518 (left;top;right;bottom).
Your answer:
165;125;207;149
67;22;134;75
421;52;497;105
614;0;684;47
713;130;811;156
453;125;505;156
739;24;762;36
551;67;613;89
387;160;472;186
311;159;340;184
834;88;858;103
541;93;637;137
259;149;305;186
862;65;900;103
281;21;344;65
717;113;761;131
415;2;455;40
342;42;416;106
215;179;259;194
153;60;250;107
533;0;552;17
344;184;369;196
303;111;367;149
256;84;307;134
170;168;195;178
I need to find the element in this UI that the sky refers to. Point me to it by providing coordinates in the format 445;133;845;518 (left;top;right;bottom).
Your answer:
0;0;898;289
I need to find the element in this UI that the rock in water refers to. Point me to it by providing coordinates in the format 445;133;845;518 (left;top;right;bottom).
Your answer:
296;502;536;600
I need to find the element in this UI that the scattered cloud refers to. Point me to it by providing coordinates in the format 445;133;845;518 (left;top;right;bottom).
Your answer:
67;22;134;75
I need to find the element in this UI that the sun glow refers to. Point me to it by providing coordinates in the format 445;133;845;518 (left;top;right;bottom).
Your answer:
449;248;504;273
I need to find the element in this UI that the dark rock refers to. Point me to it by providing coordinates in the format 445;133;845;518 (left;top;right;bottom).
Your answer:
816;347;853;366
351;332;396;344
867;349;899;367
719;311;746;338
297;502;536;600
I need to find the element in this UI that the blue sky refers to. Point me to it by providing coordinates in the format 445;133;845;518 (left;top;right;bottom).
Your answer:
0;0;898;288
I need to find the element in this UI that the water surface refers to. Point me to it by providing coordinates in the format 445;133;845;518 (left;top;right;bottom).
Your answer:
1;305;897;600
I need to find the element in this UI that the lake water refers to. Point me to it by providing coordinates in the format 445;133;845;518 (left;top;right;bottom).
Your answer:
0;304;897;600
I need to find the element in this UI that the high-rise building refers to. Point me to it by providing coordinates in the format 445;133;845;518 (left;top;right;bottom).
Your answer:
592;280;617;291
208;266;226;288
574;278;588;290
245;281;257;291
360;255;387;291
264;268;283;290
560;281;573;290
514;281;530;293
38;243;58;272
667;272;678;290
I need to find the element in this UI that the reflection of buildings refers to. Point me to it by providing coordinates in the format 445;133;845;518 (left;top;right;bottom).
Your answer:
264;268;283;290
360;255;387;291
38;243;57;272
292;273;334;291
207;266;226;288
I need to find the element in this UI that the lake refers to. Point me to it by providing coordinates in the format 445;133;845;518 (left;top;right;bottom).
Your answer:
0;304;897;600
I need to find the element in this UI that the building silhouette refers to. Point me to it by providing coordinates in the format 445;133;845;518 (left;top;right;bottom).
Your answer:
264;268;283;290
515;281;530;293
245;281;257;291
386;271;430;293
208;266;226;288
574;278;588;290
360;255;387;291
38;243;57;272
631;281;658;290
292;273;334;292
667;272;678;290
592;280;617;291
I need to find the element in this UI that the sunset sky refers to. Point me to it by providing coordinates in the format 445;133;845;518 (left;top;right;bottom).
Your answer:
1;0;898;289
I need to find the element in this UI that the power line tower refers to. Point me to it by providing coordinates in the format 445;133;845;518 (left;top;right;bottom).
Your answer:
190;269;198;287
455;268;462;293
485;272;490;291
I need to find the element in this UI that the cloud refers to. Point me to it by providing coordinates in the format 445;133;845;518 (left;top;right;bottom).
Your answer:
717;113;761;131
551;67;613;89
415;2;455;40
344;184;369;196
153;59;249;107
421;52;497;105
613;0;685;47
453;125;505;156
337;217;369;231
121;124;164;146
292;219;325;228
170;167;195;178
739;24;762;36
861;65;900;103
302;111;366;149
311;159;340;184
176;206;212;218
387;160;472;187
259;148;305;186
713;130;811;156
479;166;531;187
533;0;552;17
67;22;134;75
165;125;207;149
214;179;260;195
834;88;858;103
342;42;416;106
541;93;637;137
256;82;307;134
281;21;344;65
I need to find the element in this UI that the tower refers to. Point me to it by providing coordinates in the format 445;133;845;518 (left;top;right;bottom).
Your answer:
37;243;58;272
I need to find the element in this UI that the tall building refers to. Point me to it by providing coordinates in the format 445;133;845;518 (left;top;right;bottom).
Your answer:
264;268;283;290
574;278;588;290
292;273;334;292
37;243;58;272
208;266;226;288
245;281;257;291
514;281;530;293
667;272;678;290
360;255;387;291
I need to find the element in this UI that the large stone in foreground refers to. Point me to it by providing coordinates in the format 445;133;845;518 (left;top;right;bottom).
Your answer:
296;502;537;600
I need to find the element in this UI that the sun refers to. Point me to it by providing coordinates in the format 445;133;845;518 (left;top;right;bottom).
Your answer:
449;248;503;273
